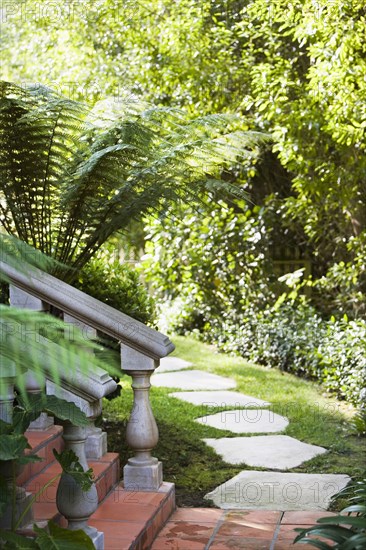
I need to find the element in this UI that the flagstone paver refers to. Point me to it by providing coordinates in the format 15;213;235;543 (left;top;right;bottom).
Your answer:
169;390;270;408
204;471;351;511
151;370;237;390
157;354;351;513
155;356;192;373
203;436;327;469
196;410;289;434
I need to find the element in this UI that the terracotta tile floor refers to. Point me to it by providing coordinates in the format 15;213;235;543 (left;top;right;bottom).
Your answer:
150;508;336;550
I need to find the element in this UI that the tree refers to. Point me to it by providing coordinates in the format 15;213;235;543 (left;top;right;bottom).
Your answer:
3;0;366;316
0;81;265;278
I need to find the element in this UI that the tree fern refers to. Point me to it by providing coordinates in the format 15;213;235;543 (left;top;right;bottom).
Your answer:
0;81;269;277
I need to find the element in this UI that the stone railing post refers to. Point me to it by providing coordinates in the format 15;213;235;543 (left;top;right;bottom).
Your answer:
56;424;104;549
47;380;107;459
9;285;53;430
62;314;107;459
120;345;162;491
0;359;16;424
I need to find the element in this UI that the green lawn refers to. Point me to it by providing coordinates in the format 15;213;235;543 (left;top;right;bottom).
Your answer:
103;336;366;508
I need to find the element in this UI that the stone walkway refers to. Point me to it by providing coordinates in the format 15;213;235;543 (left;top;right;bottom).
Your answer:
152;357;351;512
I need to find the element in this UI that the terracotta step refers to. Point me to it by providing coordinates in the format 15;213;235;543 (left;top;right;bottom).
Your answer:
89;482;175;549
18;426;177;548
18;425;64;485
23;451;120;524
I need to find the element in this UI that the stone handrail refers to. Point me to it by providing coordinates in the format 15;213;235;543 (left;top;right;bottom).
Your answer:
1;260;174;359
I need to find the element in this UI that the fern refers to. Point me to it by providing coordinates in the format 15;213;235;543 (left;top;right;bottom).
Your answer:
0;80;269;276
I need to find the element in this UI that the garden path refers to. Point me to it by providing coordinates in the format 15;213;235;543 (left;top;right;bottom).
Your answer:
152;358;350;512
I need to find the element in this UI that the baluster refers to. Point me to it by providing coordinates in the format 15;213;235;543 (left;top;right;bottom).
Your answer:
61;314;108;459
56;424;104;549
9;285;53;430
120;345;162;491
0;361;16;424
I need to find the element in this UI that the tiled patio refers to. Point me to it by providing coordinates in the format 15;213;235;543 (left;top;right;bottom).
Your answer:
151;507;335;549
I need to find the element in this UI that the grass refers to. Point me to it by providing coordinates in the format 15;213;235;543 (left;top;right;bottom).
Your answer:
102;335;366;508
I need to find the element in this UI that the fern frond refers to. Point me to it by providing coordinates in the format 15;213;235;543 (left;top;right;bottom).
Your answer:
0;80;269;273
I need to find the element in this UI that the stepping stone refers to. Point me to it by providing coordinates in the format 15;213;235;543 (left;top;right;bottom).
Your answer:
169;390;270;408
155;357;192;373
151;370;236;390
204;471;351;511
196;410;288;434
203;435;327;469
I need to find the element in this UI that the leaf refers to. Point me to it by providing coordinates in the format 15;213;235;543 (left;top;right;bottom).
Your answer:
43;395;89;427
317;515;366;529
0;420;13;436
293;524;351;545
341;533;366;549
12;407;41;435
34;521;95;550
341;504;366;515
0;434;29;461
0;528;39;548
15;393;89;428
53;450;94;491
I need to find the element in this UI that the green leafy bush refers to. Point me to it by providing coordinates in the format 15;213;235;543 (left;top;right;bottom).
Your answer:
208;303;366;408
320;318;366;407
76;249;156;325
143;203;365;409
141;201;273;332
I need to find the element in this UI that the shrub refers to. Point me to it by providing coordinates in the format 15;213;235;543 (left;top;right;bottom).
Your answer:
142;201;274;331
75;250;156;325
320;318;366;408
216;303;366;408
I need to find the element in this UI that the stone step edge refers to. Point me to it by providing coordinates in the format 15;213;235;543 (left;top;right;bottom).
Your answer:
132;483;176;550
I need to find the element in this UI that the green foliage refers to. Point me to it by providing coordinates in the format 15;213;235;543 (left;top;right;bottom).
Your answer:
294;478;366;549
53;450;93;492
143;199;365;408
3;0;366;311
3;0;366;413
320;318;366;407
314;235;366;318
215;303;366;408
76;247;155;324
0;522;95;549
351;410;366;438
141;200;273;332
0;80;266;276
1;1;246;112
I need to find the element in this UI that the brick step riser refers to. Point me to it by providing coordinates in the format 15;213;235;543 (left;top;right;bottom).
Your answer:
18;430;65;486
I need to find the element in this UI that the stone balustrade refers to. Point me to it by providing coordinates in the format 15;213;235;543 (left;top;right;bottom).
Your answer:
1;260;174;546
